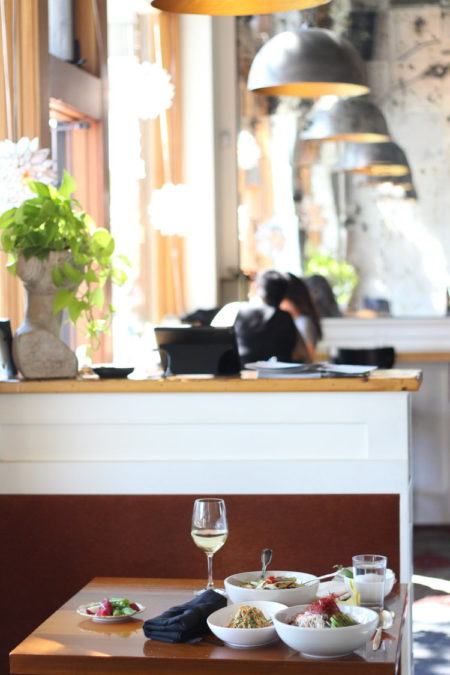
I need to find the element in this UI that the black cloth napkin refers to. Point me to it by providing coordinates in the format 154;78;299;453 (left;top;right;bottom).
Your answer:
143;589;227;643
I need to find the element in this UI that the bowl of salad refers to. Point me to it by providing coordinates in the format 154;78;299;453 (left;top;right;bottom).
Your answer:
273;594;378;658
224;571;319;606
207;600;286;648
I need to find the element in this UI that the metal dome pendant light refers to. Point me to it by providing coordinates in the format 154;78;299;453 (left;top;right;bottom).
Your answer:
366;173;415;191
302;96;390;143
339;142;410;177
247;28;369;98
151;0;331;15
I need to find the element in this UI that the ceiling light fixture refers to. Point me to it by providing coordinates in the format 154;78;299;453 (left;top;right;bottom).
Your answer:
151;0;331;15
366;173;415;191
302;96;390;143
247;28;369;98
339;142;410;177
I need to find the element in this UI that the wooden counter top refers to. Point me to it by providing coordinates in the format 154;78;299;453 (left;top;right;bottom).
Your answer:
0;369;422;393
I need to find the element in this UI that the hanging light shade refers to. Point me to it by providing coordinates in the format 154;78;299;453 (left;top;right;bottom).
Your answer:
302;96;390;143
366;173;414;191
151;0;331;15
247;28;369;98
339;141;410;177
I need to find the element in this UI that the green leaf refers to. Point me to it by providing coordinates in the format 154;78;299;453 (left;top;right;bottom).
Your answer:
92;228;113;250
72;252;90;266
51;267;64;287
62;261;83;285
53;288;74;313
112;268;127;285
118;253;131;267
14;204;26;224
0;207;16;229
90;287;104;309
59;171;77;199
67;298;84;323
27;180;51;198
84;269;99;283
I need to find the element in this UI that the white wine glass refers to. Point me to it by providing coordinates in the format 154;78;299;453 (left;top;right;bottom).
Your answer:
191;498;228;594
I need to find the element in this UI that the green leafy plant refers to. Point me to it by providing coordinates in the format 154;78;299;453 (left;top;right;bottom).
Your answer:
0;171;127;345
305;250;358;308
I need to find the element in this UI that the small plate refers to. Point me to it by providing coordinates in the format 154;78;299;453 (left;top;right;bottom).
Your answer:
77;602;145;622
92;365;135;379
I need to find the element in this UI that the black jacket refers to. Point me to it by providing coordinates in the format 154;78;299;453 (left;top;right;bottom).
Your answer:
234;304;300;366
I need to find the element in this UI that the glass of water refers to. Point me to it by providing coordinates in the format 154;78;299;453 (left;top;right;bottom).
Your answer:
352;554;387;611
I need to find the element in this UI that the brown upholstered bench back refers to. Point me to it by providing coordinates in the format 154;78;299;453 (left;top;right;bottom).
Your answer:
0;494;399;674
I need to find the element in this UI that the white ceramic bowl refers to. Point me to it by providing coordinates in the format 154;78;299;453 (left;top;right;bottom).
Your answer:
207;600;287;648
342;568;396;599
224;571;319;606
273;603;379;658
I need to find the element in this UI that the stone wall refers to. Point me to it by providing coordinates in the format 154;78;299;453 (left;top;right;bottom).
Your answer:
345;3;450;315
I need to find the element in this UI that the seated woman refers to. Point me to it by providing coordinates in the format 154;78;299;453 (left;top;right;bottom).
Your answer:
234;270;308;366
280;273;323;361
304;274;341;318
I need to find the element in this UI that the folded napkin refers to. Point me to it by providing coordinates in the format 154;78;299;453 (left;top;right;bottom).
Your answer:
143;589;227;643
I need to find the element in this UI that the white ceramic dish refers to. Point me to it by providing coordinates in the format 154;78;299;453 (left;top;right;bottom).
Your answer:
341;568;396;598
224;571;319;606
207;600;287;648
273;603;379;658
77;602;145;623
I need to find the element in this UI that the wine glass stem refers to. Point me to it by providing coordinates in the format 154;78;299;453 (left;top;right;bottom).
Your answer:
206;553;214;589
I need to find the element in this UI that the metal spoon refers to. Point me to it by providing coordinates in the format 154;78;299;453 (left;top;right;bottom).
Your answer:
372;610;395;650
260;548;272;580
304;570;340;585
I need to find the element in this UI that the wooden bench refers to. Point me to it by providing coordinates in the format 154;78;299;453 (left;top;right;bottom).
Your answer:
0;494;399;675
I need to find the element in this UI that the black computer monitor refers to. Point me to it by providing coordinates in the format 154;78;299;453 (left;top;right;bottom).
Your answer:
154;326;241;376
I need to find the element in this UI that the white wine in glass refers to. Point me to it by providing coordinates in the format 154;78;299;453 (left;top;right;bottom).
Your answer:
191;498;228;593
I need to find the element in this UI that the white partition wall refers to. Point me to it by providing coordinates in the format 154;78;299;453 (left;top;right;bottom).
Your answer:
0;389;412;581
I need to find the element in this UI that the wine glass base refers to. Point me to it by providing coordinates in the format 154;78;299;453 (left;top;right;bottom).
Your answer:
194;587;227;596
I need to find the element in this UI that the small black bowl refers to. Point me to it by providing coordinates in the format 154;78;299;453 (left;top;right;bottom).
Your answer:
92;365;135;379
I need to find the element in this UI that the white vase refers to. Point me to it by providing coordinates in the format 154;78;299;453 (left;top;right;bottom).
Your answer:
12;251;78;379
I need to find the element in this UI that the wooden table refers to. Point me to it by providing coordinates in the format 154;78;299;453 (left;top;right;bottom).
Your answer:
10;577;407;674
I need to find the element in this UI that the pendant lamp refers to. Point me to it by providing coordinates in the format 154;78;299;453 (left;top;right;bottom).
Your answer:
302;96;390;143
339;142;410;177
151;0;331;15
247;28;369;98
366;173;414;191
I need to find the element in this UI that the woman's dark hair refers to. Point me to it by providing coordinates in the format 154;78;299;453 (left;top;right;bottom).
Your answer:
305;274;342;318
284;273;323;341
256;270;288;308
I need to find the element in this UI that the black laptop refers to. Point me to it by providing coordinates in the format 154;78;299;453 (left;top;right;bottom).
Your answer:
154;326;241;376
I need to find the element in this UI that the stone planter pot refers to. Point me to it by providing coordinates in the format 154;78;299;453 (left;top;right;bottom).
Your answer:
12;251;78;379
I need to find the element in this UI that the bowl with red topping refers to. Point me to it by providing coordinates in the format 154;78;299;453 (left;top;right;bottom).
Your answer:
77;597;145;623
224;571;319;606
273;594;378;658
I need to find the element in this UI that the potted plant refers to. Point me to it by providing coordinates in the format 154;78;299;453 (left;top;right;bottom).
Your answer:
0;171;126;379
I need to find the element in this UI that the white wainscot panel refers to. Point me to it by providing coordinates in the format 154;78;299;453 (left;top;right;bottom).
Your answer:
0;423;369;462
0;392;408;462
